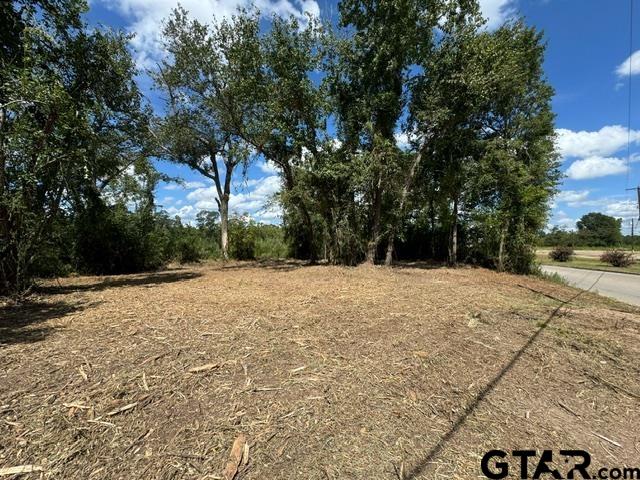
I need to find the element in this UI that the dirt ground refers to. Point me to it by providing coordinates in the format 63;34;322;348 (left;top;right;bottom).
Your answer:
1;262;639;479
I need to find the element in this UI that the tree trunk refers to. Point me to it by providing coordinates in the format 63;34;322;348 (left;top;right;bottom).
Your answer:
0;107;7;240
213;154;234;263
219;194;229;261
282;163;316;262
429;197;436;259
384;231;394;266
365;174;382;264
448;196;458;266
497;221;508;272
385;150;423;266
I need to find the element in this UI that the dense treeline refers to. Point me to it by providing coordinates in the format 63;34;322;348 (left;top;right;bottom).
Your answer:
539;212;633;248
0;0;560;295
154;1;559;272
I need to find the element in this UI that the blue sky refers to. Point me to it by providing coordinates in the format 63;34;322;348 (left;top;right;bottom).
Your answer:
87;0;640;232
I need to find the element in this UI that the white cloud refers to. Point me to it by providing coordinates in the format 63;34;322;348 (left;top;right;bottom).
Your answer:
479;0;517;29
555;125;640;159
567;198;606;208
549;209;576;231
258;160;278;175
615;50;640;77
395;132;409;149
166;204;197;222
163;180;207;190
555;190;590;203
553;217;577;230
185;175;282;222
99;0;319;68
604;199;639;220
565;156;628;180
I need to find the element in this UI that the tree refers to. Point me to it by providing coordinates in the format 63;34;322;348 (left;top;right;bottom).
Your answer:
196;210;220;237
330;0;437;263
470;22;559;273
402;19;558;272
0;0;153;293
155;8;260;260
402;8;484;266
242;15;327;262
577;212;622;247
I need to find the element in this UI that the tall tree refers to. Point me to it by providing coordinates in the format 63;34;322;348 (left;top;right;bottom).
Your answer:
577;212;622;247
0;0;152;293
386;3;484;265
331;0;433;263
245;15;327;262
155;8;260;260
471;22;559;272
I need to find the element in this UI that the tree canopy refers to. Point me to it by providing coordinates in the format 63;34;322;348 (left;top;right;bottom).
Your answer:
0;0;561;294
576;212;623;247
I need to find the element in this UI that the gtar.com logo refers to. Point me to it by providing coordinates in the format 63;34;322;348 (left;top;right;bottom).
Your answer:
480;450;640;479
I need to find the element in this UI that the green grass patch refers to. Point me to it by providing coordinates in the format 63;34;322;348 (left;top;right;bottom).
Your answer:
537;254;640;275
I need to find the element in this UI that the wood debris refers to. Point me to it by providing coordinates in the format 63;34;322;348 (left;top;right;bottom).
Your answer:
222;434;248;480
187;363;219;373
106;402;138;416
0;465;43;476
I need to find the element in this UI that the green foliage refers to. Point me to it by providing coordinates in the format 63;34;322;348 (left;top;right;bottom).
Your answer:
174;235;207;264
227;216;256;260
600;249;634;268
1;0;563;293
539;226;576;247
254;228;288;259
75;202;168;274
577;212;622;247
549;246;574;262
0;0;153;294
227;215;288;260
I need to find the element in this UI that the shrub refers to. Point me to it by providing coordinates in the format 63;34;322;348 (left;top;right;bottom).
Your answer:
600;249;634;267
254;225;288;259
548;245;574;262
229;217;257;260
75;202;172;275
175;237;206;264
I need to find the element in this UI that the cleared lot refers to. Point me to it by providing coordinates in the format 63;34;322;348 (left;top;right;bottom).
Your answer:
1;262;639;479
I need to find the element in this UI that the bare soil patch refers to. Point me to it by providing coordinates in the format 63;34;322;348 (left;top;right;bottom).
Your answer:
1;262;639;479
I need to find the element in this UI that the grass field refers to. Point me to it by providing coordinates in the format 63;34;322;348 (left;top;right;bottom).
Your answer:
1;262;639;479
537;249;640;275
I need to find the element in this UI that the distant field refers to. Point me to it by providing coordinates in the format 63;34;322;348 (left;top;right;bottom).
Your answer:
2;262;639;478
537;248;640;274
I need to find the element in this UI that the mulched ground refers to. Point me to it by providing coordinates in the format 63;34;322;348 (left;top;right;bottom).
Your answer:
1;261;639;479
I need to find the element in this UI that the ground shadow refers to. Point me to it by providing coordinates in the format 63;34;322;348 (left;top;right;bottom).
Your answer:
0;300;92;346
404;277;600;479
36;270;203;295
391;260;449;270
216;259;313;272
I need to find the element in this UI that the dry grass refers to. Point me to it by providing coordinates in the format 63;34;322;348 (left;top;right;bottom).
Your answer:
1;261;639;479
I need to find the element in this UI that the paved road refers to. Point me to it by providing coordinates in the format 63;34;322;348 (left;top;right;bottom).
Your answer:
541;265;640;306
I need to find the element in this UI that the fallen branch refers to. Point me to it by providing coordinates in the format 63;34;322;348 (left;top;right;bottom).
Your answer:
592;432;622;448
586;373;640;399
106;402;138;416
223;434;249;480
0;465;43;476
188;363;219;373
557;401;580;417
